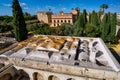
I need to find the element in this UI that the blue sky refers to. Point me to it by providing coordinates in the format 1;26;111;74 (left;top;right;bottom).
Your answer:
0;0;120;16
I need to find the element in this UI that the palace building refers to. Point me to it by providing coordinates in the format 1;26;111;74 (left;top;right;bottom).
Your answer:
37;10;78;27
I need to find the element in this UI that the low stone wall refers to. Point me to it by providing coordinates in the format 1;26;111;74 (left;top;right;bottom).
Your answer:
8;57;120;80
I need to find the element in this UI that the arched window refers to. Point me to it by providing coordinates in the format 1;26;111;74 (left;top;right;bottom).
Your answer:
57;20;59;23
17;69;30;80
33;72;38;80
33;72;44;80
68;20;70;23
48;75;60;80
65;20;66;23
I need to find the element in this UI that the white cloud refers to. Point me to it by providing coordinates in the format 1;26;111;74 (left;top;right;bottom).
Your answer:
2;2;27;7
23;7;29;10
2;3;11;7
62;8;66;10
20;2;27;7
37;7;43;11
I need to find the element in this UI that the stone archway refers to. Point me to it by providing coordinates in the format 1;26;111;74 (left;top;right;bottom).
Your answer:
15;69;30;80
33;72;38;80
33;72;44;80
67;78;75;80
0;73;13;80
48;75;60;80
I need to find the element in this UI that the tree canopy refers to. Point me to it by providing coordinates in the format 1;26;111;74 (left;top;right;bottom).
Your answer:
100;4;108;13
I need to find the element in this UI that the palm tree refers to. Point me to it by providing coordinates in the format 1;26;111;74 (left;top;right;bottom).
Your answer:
100;4;108;13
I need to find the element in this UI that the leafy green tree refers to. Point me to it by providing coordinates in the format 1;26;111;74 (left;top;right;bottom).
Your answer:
100;4;108;13
35;26;51;35
0;16;13;23
0;23;13;32
12;0;28;41
24;12;31;20
58;23;74;36
32;23;50;35
84;23;99;37
24;12;37;20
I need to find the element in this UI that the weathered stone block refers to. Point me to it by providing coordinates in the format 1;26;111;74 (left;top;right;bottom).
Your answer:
117;72;120;80
85;68;104;79
50;64;86;76
105;79;114;80
104;70;117;79
88;78;98;80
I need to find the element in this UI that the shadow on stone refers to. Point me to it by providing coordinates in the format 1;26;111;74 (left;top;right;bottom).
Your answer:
117;28;120;38
109;48;120;64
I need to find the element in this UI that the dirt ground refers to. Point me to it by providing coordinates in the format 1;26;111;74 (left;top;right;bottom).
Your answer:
112;40;120;56
112;45;120;56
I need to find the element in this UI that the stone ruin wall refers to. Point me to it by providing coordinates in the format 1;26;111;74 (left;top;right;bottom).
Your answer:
7;57;120;80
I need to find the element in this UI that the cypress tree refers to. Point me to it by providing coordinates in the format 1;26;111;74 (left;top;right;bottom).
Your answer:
75;7;80;20
107;12;111;35
110;13;117;43
101;13;108;41
83;9;87;25
75;14;84;36
89;13;91;23
91;11;95;25
104;12;112;42
97;12;101;25
91;10;99;26
12;0;27;42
